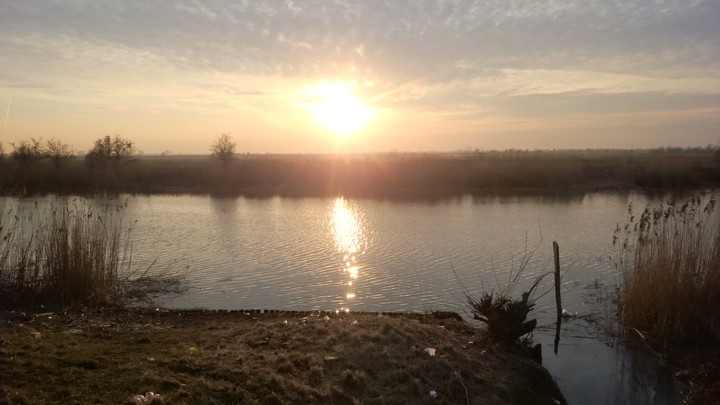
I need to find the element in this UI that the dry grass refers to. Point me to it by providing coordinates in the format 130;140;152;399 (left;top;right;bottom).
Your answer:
615;195;720;352
0;199;129;309
0;309;566;405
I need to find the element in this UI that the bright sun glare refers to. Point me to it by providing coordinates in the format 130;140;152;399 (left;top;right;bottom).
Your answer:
305;82;373;137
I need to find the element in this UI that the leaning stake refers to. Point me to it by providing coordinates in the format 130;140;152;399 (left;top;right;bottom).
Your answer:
553;241;562;355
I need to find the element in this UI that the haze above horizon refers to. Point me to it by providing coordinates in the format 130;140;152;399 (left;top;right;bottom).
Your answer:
1;1;718;154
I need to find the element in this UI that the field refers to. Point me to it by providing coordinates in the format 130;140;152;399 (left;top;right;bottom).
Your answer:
1;148;719;197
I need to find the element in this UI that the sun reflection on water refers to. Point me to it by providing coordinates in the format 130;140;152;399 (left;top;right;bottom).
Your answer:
331;197;366;312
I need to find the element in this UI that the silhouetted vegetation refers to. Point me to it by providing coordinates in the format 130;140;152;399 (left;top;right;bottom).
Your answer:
46;138;75;170
1;143;719;197
10;138;44;165
210;133;236;166
464;241;545;350
468;291;538;345
85;135;137;169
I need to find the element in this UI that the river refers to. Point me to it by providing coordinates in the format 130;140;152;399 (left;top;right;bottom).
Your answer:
1;192;683;404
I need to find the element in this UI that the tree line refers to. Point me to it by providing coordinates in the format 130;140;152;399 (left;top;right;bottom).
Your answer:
0;133;237;169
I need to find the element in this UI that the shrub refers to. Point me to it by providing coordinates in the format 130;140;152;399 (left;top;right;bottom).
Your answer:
468;290;537;345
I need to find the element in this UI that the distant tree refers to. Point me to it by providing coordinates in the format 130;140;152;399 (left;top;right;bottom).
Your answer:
85;135;137;169
45;138;75;170
10;138;45;190
11;138;45;167
210;133;236;165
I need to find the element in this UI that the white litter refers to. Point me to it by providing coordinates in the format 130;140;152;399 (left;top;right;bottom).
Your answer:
429;389;438;399
424;347;436;356
131;392;160;404
561;309;577;318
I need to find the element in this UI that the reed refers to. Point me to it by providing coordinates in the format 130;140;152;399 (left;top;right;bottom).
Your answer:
0;199;129;308
615;195;720;352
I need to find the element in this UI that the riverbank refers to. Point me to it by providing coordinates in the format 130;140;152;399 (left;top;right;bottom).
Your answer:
1;149;718;198
0;308;565;405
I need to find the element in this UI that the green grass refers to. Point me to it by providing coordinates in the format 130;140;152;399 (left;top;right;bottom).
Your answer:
0;199;129;309
615;195;720;352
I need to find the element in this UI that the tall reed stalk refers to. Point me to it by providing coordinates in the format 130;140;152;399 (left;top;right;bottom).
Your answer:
0;199;129;308
615;195;720;351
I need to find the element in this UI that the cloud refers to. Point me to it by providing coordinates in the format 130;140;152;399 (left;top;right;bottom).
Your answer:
1;0;718;150
2;0;716;79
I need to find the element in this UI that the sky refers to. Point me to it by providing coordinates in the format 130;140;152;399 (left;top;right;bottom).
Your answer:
1;0;719;154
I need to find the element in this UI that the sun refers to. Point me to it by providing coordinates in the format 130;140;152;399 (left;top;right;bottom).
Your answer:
305;82;373;137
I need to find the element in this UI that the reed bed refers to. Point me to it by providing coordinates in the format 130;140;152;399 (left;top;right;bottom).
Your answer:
615;195;720;352
0;199;129;308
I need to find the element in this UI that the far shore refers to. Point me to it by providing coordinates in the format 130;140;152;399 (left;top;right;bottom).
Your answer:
1;148;719;198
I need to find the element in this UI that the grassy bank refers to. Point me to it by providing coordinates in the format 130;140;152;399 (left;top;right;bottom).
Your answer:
0;309;566;405
1;148;719;198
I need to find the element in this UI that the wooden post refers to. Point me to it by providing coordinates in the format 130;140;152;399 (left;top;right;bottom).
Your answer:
553;241;562;355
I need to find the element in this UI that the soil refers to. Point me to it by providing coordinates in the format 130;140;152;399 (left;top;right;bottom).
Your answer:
0;308;566;405
671;348;720;405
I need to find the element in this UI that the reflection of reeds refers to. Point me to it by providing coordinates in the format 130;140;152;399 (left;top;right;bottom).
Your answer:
0;199;128;308
615;195;720;352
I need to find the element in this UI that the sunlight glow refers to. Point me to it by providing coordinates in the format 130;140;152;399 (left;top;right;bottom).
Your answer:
305;82;373;137
333;197;362;254
331;197;366;307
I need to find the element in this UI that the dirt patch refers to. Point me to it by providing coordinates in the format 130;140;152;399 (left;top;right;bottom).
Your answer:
0;308;565;404
671;348;720;404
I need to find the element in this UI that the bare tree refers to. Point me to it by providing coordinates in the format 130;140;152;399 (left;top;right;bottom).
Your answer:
46;138;75;169
210;133;236;165
86;135;137;169
11;138;45;166
10;138;44;190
